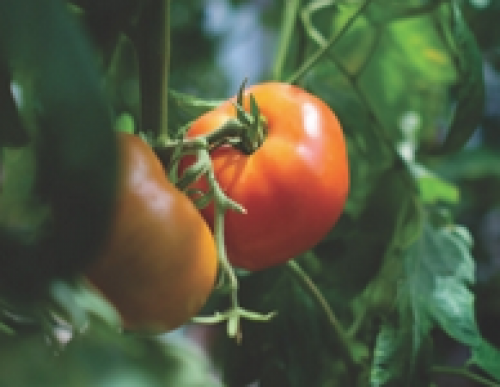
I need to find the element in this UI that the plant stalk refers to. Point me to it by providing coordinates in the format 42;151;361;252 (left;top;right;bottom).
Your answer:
287;0;371;85
133;0;170;138
432;366;500;387
286;260;359;373
272;0;302;81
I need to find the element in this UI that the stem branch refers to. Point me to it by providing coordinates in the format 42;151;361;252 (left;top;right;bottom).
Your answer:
432;366;500;387
288;0;371;85
161;0;171;138
132;0;170;138
286;260;358;372
272;0;302;81
185;146;273;342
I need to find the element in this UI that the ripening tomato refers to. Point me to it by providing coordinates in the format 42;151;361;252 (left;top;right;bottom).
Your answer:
183;82;349;271
86;132;218;332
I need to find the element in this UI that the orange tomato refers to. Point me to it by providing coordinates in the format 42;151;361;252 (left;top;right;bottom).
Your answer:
184;82;349;270
86;133;217;332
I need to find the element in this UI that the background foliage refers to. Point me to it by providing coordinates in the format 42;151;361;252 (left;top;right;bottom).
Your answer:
0;0;499;386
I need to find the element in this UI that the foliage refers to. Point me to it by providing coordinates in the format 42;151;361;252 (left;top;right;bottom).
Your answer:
0;0;499;386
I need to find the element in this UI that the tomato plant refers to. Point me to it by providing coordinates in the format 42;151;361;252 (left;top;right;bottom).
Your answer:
86;132;218;332
3;1;500;387
184;82;349;271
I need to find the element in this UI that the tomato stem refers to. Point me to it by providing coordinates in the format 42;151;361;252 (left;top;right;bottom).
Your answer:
155;115;262;167
431;366;500;387
162;0;171;138
186;146;276;341
287;0;371;85
286;260;361;373
272;0;302;81
131;0;170;138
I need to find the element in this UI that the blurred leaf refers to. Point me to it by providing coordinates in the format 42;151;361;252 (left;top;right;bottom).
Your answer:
408;163;459;205
168;89;222;129
462;0;500;50
434;147;500;180
115;112;135;134
362;10;456;142
0;145;48;227
435;3;485;154
49;280;121;331
0;0;118;299
469;339;500;382
0;69;28;147
0;322;14;335
0;318;222;387
370;322;432;387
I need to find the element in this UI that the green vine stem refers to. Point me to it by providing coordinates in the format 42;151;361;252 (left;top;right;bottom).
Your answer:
432;366;500;387
155;117;250;171
189;146;275;342
272;0;302;81
287;0;371;85
159;92;276;342
286;260;359;374
130;0;170;138
162;0;171;138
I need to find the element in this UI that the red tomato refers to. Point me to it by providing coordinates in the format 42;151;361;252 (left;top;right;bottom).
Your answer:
184;82;349;271
86;133;218;332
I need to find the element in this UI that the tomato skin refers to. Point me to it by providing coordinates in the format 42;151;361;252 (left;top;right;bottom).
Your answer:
184;82;349;271
86;133;218;332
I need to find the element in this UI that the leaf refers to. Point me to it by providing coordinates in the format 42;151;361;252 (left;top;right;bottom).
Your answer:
370;221;481;386
370;322;432;387
0;322;14;336
168;89;223;122
213;267;348;387
371;324;404;386
435;3;485;154
469;339;500;381
0;69;28;147
0;0;119;299
434;147;500;181
0;318;224;387
407;163;459;205
399;222;479;356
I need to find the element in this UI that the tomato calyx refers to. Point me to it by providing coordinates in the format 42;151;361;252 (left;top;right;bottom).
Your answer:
232;80;267;155
156;82;267;162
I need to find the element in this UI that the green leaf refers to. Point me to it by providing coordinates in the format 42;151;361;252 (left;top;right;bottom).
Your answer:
0;70;28;147
168;89;222;122
434;147;500;181
469;340;500;381
371;324;404;386
369;221;479;386
0;318;223;387
0;322;14;336
370;322;432;387
408;163;459;205
0;0;119;299
435;3;485;154
399;222;479;353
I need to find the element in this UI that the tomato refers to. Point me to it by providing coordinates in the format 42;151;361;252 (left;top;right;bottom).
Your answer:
184;82;349;271
86;132;218;332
